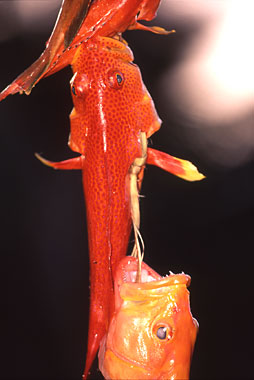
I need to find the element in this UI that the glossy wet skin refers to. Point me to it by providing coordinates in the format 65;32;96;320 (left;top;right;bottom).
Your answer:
99;257;198;380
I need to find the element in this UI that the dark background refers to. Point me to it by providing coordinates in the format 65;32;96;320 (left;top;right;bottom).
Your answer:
1;2;253;380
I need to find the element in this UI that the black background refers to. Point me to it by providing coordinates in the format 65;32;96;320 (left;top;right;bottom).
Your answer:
1;3;253;380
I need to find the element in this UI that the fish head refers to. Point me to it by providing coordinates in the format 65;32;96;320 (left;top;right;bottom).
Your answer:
99;256;198;380
69;36;161;156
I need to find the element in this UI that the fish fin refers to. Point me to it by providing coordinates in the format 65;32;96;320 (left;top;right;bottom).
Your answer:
0;0;92;100
83;333;103;380
35;153;84;170
0;53;52;100
128;22;175;35
147;148;205;181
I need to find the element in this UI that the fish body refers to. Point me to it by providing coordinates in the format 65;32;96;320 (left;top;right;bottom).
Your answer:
69;36;161;376
99;256;198;380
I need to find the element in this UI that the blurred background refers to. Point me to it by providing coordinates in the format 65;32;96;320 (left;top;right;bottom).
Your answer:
1;0;253;379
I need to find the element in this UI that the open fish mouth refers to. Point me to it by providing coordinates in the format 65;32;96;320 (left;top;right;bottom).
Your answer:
115;256;191;294
99;256;196;379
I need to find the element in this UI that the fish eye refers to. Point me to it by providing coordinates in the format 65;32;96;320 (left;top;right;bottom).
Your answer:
157;326;167;340
155;324;173;341
116;73;123;84
70;72;89;97
108;70;125;89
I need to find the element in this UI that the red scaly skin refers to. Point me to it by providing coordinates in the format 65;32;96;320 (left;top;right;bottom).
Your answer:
69;36;161;377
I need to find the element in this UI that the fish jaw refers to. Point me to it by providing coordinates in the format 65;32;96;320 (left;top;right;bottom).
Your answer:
99;257;198;380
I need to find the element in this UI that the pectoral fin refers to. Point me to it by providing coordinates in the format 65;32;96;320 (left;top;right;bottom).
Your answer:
128;23;175;35
35;153;84;170
147;148;205;181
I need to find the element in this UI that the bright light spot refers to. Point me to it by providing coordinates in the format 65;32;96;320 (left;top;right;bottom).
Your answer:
158;0;254;167
207;0;254;101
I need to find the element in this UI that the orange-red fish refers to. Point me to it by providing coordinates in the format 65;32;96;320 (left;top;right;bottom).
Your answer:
99;256;198;379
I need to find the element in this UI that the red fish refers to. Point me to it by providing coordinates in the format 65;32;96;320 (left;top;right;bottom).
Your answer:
99;256;198;379
0;1;204;378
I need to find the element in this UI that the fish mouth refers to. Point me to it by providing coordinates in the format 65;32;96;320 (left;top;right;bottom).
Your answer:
102;256;196;378
116;256;191;288
113;256;191;305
